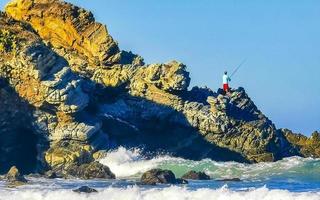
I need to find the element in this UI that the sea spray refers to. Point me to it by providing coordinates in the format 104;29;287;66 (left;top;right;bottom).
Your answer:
0;150;319;200
99;147;320;181
0;185;320;200
98;147;180;178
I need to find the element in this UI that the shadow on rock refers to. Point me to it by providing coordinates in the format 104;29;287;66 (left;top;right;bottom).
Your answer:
140;168;188;185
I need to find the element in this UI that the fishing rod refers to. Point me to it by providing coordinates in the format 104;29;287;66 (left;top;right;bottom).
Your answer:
230;59;247;78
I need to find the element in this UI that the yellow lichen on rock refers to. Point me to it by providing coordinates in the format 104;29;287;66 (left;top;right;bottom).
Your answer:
5;0;120;66
45;141;93;171
283;129;320;158
1;0;319;168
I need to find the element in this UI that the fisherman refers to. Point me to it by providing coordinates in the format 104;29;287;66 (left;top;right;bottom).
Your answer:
222;71;231;93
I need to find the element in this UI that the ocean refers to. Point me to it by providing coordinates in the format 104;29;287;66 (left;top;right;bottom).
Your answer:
0;147;320;200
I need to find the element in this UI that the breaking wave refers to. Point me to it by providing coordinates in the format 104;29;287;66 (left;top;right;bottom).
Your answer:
0;147;319;200
98;147;179;177
1;185;320;200
99;147;320;181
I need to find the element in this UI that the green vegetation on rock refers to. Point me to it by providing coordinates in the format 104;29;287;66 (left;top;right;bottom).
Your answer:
0;29;17;53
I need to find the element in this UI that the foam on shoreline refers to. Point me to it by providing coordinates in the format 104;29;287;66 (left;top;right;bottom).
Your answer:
1;185;320;200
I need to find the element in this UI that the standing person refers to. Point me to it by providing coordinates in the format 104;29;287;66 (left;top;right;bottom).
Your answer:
222;71;231;93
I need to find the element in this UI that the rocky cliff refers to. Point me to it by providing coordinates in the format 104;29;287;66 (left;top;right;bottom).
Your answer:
0;0;318;175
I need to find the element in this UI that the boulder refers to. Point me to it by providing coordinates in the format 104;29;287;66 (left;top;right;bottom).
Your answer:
181;170;211;180
141;169;188;185
207;95;230;113
66;161;115;179
45;170;63;179
138;61;190;92
45;141;94;172
6;166;28;186
73;186;98;193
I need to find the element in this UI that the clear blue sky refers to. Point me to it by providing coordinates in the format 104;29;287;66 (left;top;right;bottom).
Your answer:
1;1;319;135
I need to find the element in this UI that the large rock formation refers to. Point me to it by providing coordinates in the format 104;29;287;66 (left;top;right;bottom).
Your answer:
281;129;320;157
0;8;109;175
0;0;318;175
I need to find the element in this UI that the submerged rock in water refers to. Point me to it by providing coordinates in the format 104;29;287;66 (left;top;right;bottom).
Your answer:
216;178;241;182
5;166;28;186
66;161;115;179
141;169;188;185
181;170;211;180
73;186;98;193
45;170;63;179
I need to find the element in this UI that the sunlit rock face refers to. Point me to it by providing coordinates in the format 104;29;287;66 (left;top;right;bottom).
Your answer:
0;0;318;175
0;10;109;174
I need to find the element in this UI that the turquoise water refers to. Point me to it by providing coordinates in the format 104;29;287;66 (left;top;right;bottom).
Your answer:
0;147;320;200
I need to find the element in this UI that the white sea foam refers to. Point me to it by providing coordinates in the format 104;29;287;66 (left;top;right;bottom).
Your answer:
0;185;319;200
99;147;320;180
98;147;180;178
1;147;319;199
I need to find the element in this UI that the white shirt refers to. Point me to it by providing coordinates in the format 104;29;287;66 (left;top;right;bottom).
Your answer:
223;74;231;84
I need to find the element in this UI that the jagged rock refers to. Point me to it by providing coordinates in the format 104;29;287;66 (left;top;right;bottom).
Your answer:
133;61;190;92
45;170;61;179
282;129;320;158
6;166;28;186
141;169;188;185
92;150;108;160
207;95;229;113
181;171;211;180
73;186;98;193
0;9;109;173
5;0;120;66
50;120;101;141
66;161;115;179
0;77;48;174
0;0;318;177
45;141;94;171
3;0;287;165
185;86;215;105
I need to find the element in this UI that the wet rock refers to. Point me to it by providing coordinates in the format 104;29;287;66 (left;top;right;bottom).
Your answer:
141;169;188;185
25;173;42;178
45;141;94;171
176;178;189;184
45;170;64;179
216;178;241;182
181;170;211;180
73;186;98;193
67;161;115;179
6;166;28;186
